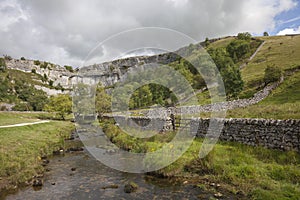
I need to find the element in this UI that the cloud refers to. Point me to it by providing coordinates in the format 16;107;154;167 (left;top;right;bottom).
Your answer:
277;26;300;35
0;0;298;66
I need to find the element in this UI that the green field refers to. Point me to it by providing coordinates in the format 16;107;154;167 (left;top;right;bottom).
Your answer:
0;114;74;191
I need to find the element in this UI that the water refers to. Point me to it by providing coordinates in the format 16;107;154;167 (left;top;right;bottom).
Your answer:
4;131;239;200
4;149;236;200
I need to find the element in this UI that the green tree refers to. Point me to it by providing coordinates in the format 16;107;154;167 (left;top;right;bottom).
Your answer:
73;83;96;117
263;32;269;36
208;47;244;98
237;32;252;40
27;90;49;111
221;64;244;98
44;94;72;120
95;83;111;118
264;65;282;85
0;78;10;101
204;37;210;47
0;58;6;72
227;40;250;61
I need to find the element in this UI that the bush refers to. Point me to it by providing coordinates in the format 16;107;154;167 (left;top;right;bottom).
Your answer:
64;65;74;72
34;60;40;65
3;55;12;60
40;62;48;69
31;69;36;73
20;57;26;60
13;102;31;111
264;65;282;85
49;80;54;87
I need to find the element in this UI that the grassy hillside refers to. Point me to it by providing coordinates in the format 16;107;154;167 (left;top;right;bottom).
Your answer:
207;36;235;49
227;69;300;119
190;35;300;119
0;68;51;111
240;35;300;98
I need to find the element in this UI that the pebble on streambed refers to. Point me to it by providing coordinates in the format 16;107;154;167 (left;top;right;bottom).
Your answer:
32;179;43;187
124;182;138;193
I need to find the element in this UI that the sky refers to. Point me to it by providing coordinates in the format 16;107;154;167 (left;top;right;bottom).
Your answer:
0;0;300;67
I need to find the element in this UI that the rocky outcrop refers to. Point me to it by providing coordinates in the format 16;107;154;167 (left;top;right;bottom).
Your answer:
76;53;179;87
6;59;74;90
34;85;69;96
5;53;179;95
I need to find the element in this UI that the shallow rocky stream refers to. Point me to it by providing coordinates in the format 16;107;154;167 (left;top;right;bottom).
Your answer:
4;134;238;200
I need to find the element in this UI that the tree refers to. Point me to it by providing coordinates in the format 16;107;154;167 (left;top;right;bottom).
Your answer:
95;83;111;118
263;32;269;36
208;47;244;98
27;90;49;111
227;40;250;61
0;58;6;72
204;37;210;47
237;32;252;40
44;94;72;120
264;65;282;85
221;64;244;98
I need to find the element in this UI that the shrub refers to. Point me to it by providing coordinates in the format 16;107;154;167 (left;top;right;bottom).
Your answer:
3;55;12;60
264;65;282;85
64;65;74;72
40;62;48;69
34;60;40;65
31;69;36;73
49;80;54;87
20;57;26;60
13;102;31;111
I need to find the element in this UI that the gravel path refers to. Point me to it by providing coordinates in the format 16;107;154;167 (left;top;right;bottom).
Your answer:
0;120;50;128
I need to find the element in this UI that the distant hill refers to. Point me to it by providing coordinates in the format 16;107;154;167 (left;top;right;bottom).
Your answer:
1;34;300;117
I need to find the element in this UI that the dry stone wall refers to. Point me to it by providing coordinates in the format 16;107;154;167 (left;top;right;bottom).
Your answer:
108;116;300;152
193;118;300;152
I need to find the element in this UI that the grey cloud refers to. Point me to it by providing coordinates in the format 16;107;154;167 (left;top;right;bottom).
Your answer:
0;0;297;66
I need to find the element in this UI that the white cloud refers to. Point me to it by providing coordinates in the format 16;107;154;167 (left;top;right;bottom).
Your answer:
277;26;300;35
0;0;298;66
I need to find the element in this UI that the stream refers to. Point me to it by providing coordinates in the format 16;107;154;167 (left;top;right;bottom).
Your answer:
5;151;212;200
4;132;238;200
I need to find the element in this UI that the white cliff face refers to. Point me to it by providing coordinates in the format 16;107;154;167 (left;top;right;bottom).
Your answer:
5;53;179;95
6;59;74;90
34;85;69;96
